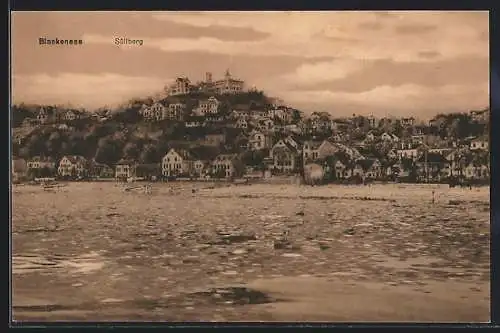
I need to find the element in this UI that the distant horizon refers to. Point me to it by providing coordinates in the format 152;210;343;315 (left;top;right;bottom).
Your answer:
11;11;489;119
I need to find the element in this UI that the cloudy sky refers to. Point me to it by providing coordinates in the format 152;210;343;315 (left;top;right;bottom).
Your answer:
11;11;489;118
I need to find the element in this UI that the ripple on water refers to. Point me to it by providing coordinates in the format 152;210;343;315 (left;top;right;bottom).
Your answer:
13;251;106;275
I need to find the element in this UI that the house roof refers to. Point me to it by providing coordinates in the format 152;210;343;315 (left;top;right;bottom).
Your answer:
91;161;112;168
62;155;88;164
305;140;323;149
273;141;298;154
356;158;379;171
30;156;55;162
116;159;136;165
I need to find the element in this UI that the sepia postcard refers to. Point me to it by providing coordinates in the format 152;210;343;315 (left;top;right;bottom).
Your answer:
10;11;490;323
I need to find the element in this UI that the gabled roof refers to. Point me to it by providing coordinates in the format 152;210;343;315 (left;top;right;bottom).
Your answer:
116;159;136;165
304;140;323;149
30;156;55;162
62;155;87;164
356;158;379;171
273;141;298;154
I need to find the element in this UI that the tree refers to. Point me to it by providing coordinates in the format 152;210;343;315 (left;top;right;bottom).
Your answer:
139;144;159;163
123;142;140;159
39;167;53;178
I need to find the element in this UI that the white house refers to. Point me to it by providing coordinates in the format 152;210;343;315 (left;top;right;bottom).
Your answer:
470;139;489;151
167;103;185;121
58;155;88;177
161;148;194;177
195;97;219;116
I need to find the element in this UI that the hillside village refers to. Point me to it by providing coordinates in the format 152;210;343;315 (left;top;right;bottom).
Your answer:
11;70;490;185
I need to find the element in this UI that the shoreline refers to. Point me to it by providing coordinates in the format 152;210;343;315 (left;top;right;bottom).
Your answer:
13;179;491;188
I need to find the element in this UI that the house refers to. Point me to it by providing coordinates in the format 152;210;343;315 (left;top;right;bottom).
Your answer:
231;106;250;119
411;135;425;145
248;131;272;151
365;131;376;142
353;159;382;180
63;110;81;121
214;70;245;94
380;132;390;141
401;117;415;127
234;133;250;150
317;140;345;160
12;157;27;181
331;133;348;143
166;103;185;121
367;115;379;128
115;159;137;179
249;109;268;120
161;148;195;177
257;118;274;132
470;138;489;151
142;103;166;122
195;97;219;116
470;109;489;123
36;107;54;124
270;140;300;173
320;152;353;180
189;146;220;177
193;160;210;177
396;148;421;161
211;154;243;178
415;152;451;181
391;134;400;143
464;159;489;180
386;161;410;179
167;77;191;96
89;161;114;178
284;124;301;134
185;116;204;128
56;123;72;132
234;118;249;129
428;115;447;128
203;132;226;147
268;107;292;123
302;140;323;162
58;155;89;178
27;156;56;170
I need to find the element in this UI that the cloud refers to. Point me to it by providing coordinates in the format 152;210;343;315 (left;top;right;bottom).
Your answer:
288;56;489;93
270;59;367;88
394;23;437;34
357;21;384;30
11;11;270;42
12;73;166;108
417;51;441;59
282;83;488;118
11;11;490;118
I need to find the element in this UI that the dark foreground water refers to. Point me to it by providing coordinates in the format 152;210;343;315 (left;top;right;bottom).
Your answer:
12;182;490;322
